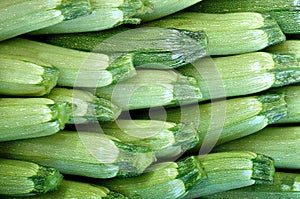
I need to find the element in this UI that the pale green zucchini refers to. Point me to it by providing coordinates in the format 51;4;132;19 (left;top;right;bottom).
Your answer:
0;98;71;142
101;156;206;199
0;0;92;41
0;158;63;197
0;38;135;88
0;54;59;96
214;126;300;169
202;172;300;199
0;130;156;179
141;12;285;55
190;0;300;33
184;152;275;198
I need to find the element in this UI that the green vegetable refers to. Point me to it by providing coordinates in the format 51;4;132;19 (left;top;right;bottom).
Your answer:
190;0;300;33
21;179;128;199
141;12;285;55
0;98;71;142
0;0;92;41
178;52;300;100
46;88;121;124
0;130;156;179
0;54;59;96
0;38;135;87
0;158;63;197
36;27;208;69
268;86;300;123
184;151;275;198
265;40;300;59
101;156;206;199
31;0;153;34
96;69;202;110
145;94;287;151
214;126;300;169
136;0;204;21
101;120;199;158
202;172;300;199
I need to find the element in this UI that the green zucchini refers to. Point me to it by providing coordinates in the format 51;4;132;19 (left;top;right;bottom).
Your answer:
95;69;202;110
0;54;59;96
0;130;156;179
0;98;71;142
141;12;285;55
144;94;287;151
0;38;135;88
0;0;92;41
0;158;63;197
46;88;121;124
36;27;208;69
101;156;206;199
178;52;300;100
265;40;300;60
21;179;128;199
100;120;199;158
31;0;153;34
214;126;300;169
202;172;300;199
190;0;300;33
183;152;275;198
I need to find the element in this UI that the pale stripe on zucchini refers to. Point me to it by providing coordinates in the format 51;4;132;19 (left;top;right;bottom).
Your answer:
183;151;275;198
96;69;202;110
178;52;300;100
46;88;121;124
0;54;59;96
101;156;206;199
146;94;287;150
38;27;208;69
141;12;285;55
0;158;63;197
20;179;128;199
202;172;300;199
0;131;156;179
214;126;300;169
0;0;92;41
0;98;71;142
0;38;135;88
190;0;300;33
100;120;199;158
31;0;153;34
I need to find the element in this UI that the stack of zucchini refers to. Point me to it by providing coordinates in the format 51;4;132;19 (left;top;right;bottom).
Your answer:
0;0;300;198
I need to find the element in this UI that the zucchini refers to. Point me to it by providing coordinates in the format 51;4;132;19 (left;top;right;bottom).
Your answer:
36;27;208;69
96;69;202;110
100;120;199;158
145;94;287;151
141;12;285;55
214;126;300;169
0;54;59;96
0;38;135;88
268;86;300;123
178;52;300;100
184;152;275;198
31;0;153;34
0;158;63;197
22;179;128;199
190;0;300;33
101;156;206;199
0;130;156;179
0;98;71;142
46;88;121;124
202;172;300;199
0;0;92;41
265;40;300;60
